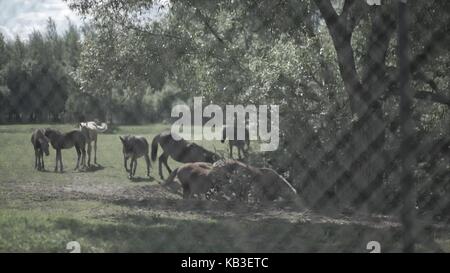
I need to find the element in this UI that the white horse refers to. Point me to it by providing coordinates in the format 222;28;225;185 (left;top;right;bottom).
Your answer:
79;121;108;166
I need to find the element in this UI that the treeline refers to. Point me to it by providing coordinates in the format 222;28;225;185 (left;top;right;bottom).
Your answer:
0;19;79;123
0;18;180;124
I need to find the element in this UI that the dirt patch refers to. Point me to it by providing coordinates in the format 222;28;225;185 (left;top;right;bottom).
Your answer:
0;177;404;230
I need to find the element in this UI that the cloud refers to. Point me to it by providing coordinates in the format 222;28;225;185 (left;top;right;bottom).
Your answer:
0;0;82;41
0;26;14;40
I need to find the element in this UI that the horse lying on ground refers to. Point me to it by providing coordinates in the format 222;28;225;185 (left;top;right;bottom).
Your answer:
221;125;250;159
44;128;86;172
30;128;50;171
151;130;219;179
120;135;151;179
79;120;108;167
163;160;301;206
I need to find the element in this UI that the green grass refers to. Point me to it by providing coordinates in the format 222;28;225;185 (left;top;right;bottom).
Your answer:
0;123;449;252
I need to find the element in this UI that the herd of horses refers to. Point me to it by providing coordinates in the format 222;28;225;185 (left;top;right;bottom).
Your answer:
30;121;300;205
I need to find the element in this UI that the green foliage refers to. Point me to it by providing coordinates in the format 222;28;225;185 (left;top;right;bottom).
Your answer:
0;19;80;123
64;0;450;213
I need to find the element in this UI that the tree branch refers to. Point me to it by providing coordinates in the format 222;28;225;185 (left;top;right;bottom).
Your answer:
409;19;450;75
341;0;367;34
414;90;450;107
414;70;439;92
194;8;225;44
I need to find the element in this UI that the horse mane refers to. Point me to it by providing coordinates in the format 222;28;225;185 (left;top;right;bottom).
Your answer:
44;128;61;136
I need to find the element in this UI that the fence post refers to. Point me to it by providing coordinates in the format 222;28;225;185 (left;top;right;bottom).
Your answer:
398;0;416;253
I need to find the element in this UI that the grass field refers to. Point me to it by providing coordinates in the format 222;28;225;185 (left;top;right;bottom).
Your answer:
0;123;449;252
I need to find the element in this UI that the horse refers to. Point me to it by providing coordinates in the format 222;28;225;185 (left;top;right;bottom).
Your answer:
212;159;299;202
163;162;215;199
164;159;301;205
44;128;87;172
30;128;50;171
151;130;220;179
79;120;108;167
119;135;151;179
221;125;250;159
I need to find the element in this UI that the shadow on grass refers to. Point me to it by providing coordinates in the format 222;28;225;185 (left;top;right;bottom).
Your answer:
129;176;155;183
53;213;405;252
110;197;267;215
84;164;106;172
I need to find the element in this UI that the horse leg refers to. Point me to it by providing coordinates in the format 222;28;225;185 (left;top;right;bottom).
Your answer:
238;146;242;160
34;149;39;170
243;145;249;158
54;149;59;172
229;143;233;158
94;137;97;165
75;147;81;170
124;157;129;172
41;151;45;170
55;149;62;172
158;153;164;180
60;149;64;172
162;154;172;175
128;159;134;179
38;150;42;170
182;183;191;199
133;158;137;177
39;150;44;171
144;154;151;177
81;146;86;169
87;142;92;167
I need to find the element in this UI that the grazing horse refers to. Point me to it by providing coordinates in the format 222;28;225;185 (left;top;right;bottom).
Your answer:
44;128;87;172
164;159;300;205
151;130;219;179
79;120;108;166
217;160;298;203
163;162;215;199
221;125;250;159
30;129;50;171
120;135;151;179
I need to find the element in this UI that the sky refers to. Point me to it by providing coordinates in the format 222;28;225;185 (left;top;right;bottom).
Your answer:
0;0;82;41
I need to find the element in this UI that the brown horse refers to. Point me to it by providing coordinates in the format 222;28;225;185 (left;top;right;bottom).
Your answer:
164;159;301;205
120;135;151;179
151;130;219;179
213;159;299;202
30;128;50;171
79;120;108;167
163;162;215;199
44;128;87;172
221;126;250;159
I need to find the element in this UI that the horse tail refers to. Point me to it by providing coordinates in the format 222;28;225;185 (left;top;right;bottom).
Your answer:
151;134;159;161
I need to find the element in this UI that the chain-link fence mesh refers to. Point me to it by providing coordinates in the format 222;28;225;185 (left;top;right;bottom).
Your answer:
0;0;449;253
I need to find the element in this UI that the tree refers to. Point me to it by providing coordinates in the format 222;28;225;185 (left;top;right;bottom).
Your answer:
66;0;450;213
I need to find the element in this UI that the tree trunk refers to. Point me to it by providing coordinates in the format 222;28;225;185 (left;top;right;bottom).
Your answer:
313;0;396;211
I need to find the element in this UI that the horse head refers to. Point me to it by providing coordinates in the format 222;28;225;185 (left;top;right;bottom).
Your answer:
40;136;50;156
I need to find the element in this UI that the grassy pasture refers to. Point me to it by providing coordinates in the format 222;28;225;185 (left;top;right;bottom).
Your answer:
0;124;449;252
